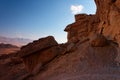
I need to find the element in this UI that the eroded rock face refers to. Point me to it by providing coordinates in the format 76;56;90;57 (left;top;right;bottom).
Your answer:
22;46;64;74
64;14;99;43
0;52;29;80
18;36;58;57
95;0;120;45
13;0;120;80
94;0;120;63
89;33;109;47
18;36;66;74
33;41;119;80
85;45;118;67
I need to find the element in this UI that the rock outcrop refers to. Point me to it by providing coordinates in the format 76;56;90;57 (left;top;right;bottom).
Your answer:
89;33;109;47
17;0;120;80
0;52;28;80
1;0;120;80
95;0;120;63
18;36;58;57
64;14;99;43
95;0;120;44
18;36;66;74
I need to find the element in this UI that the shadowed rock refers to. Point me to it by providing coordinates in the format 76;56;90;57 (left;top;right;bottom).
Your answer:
89;33;109;47
18;36;66;74
18;36;58;57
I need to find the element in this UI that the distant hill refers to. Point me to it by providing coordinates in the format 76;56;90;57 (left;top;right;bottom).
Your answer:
0;43;18;48
0;36;33;47
0;43;20;54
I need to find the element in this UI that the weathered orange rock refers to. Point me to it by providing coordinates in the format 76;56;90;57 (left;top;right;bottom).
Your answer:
2;0;120;80
19;0;120;79
94;0;120;63
94;0;120;43
18;36;58;57
64;14;99;43
89;33;108;47
75;14;88;22
22;46;61;74
18;36;66;74
86;45;118;67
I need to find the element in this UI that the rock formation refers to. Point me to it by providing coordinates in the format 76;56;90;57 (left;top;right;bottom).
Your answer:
0;52;28;80
95;0;120;44
16;0;120;80
18;36;66;74
1;0;120;80
64;14;99;43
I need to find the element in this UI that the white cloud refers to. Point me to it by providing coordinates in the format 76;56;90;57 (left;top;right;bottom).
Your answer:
71;5;84;14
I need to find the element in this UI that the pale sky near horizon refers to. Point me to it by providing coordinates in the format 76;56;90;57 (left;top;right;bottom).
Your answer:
0;0;96;43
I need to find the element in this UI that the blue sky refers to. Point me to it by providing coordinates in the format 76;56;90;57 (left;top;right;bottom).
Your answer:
0;0;96;43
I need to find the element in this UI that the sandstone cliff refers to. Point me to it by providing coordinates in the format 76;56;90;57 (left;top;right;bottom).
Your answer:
1;0;120;80
18;0;120;80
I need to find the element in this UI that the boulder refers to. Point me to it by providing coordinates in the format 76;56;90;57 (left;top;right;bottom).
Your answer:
18;36;58;57
17;36;66;74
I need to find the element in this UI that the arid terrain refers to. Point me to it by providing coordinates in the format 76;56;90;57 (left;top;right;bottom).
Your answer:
1;0;120;80
0;36;32;47
0;43;20;55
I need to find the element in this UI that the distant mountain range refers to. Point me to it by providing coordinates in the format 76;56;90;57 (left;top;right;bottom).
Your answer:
0;43;18;48
0;36;33;47
0;43;20;54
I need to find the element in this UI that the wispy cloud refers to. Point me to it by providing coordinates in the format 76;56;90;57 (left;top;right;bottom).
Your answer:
70;5;84;14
